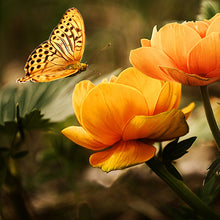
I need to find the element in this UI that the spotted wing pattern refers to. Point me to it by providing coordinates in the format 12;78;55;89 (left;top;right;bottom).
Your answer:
17;8;87;82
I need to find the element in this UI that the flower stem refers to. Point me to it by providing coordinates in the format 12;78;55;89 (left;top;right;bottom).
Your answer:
200;86;220;151
146;157;220;219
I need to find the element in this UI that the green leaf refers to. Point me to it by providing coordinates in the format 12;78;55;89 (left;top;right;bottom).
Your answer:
165;162;183;180
199;175;220;205
16;78;75;119
205;156;220;183
162;138;179;157
162;137;197;162
22;109;52;130
197;0;220;20
17;82;56;117
0;87;17;124
0;78;76;126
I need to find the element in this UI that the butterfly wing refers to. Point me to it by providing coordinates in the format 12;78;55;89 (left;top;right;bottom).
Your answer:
18;8;86;83
49;8;85;62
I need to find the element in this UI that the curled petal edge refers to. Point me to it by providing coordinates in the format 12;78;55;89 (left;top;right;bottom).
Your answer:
181;102;195;120
89;140;156;172
122;109;189;141
159;66;220;86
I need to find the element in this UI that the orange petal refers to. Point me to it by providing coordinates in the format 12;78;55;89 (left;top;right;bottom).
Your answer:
81;83;148;146
141;39;151;47
181;102;195;120
72;80;95;124
61;126;107;150
206;15;220;35
109;75;118;82
187;32;220;76
130;47;176;81
205;13;220;25
89;140;156;172
205;69;220;78
184;21;209;38
151;23;201;72
154;81;181;115
116;67;162;115
159;66;219;86
122;109;188;141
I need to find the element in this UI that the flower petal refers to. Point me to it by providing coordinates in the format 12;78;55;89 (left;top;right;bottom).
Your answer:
81;83;148;146
205;13;220;25
184;21;209;38
141;39;151;47
61;126;107;150
205;69;220;78
116;67;161;115
159;66;219;86
154;81;181;115
206;15;220;35
151;23;201;72
122;109;188;141
130;47;176;81
181;102;195;120
72;80;95;124
187;32;220;76
89;140;156;172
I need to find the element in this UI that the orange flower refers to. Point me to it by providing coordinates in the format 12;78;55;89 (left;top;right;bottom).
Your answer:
62;67;194;172
130;14;220;86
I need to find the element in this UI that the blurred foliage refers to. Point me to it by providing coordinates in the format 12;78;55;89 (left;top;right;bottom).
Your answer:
0;0;220;219
205;155;220;183
197;0;220;19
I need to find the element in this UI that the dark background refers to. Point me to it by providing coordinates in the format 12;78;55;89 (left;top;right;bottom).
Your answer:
0;0;220;219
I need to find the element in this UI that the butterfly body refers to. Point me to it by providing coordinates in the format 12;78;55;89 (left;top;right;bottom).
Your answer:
65;62;88;71
17;8;87;83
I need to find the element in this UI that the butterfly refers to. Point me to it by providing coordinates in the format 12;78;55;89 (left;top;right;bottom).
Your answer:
17;8;87;83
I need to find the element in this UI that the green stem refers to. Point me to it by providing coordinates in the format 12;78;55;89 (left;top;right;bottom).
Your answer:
146;157;220;220
200;86;220;151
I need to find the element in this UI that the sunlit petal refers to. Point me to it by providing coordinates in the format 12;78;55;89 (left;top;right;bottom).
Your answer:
89;140;156;172
181;102;195;120
72;80;95;124
184;21;209;38
154;81;181;115
122;109;188;141
130;47;176;81
206;15;220;35
141;39;151;47
109;75;118;82
81;83;148;146
188;32;220;76
116;67;161;115
62;126;107;150
151;23;201;72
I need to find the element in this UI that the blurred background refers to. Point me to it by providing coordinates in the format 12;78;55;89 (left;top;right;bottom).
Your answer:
0;0;220;219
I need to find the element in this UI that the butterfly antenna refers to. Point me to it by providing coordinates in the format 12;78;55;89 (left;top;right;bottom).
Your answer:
87;43;111;64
